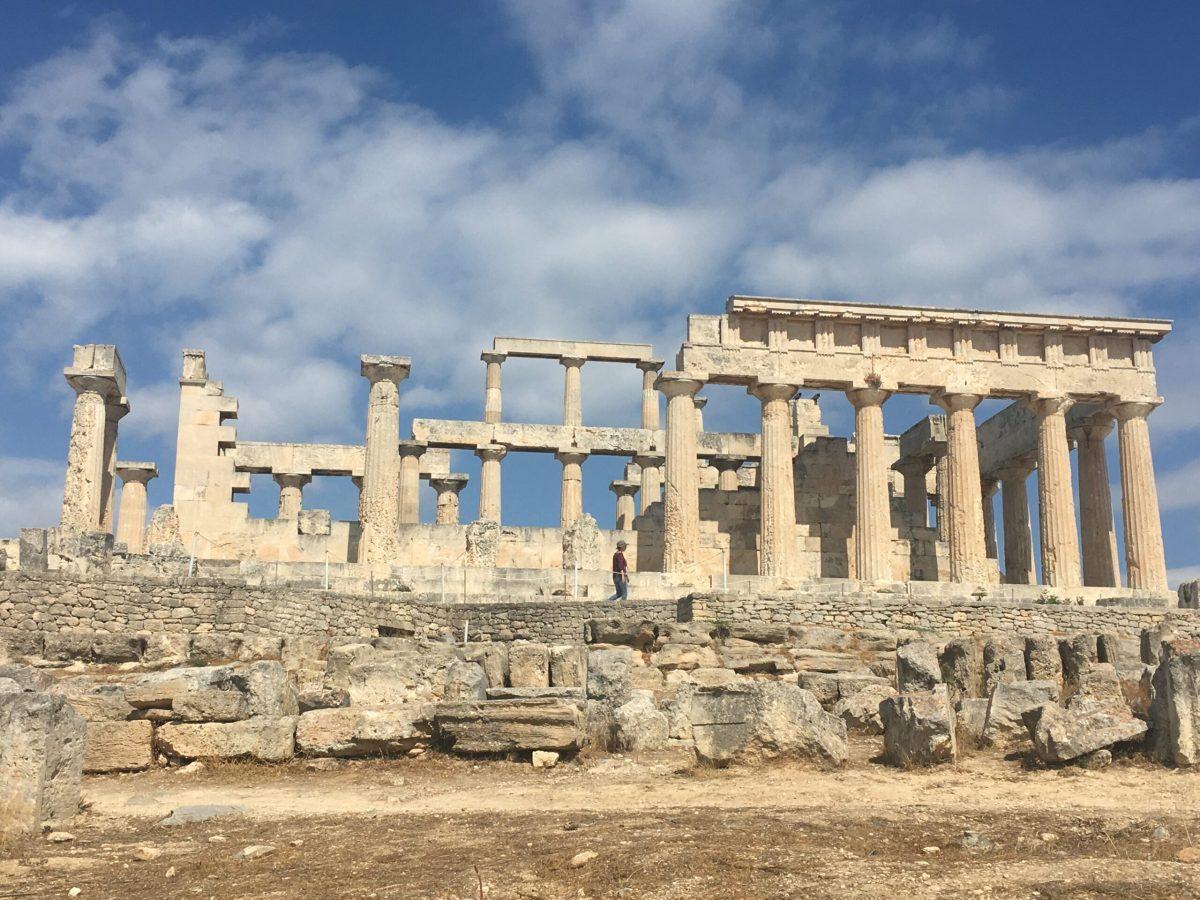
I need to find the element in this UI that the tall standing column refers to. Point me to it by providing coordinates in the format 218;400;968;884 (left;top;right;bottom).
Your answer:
1032;396;1081;588
751;381;801;578
934;392;987;583
274;473;311;520
982;479;999;560
115;462;157;553
1073;414;1120;587
610;480;639;530
61;375;114;530
710;456;743;491
358;355;411;564
657;372;704;573
997;462;1036;585
636;359;663;430
397;440;426;524
633;452;664;513
100;400;128;533
848;387;892;582
561;356;585;427
429;474;468;525
481;351;505;424
895;459;930;527
556;450;587;528
475;444;507;523
1113;400;1168;591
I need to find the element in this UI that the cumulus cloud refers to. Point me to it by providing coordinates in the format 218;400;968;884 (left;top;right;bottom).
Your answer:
0;458;64;529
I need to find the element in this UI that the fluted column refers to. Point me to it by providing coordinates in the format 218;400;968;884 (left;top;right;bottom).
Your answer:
934;393;987;583
657;372;704;573
274;473;311;520
61;375;114;530
475;444;507;523
895;459;930;527
1032;396;1081;588
751;381;800;577
397;440;426;524
848;387;892;582
1073;414;1120;587
358;355;411;563
481;351;505;424
633;453;664;513
933;451;949;542
998;462;1036;585
100;400;128;533
561;356;585;427
430;474;468;525
982;478;999;560
693;395;707;433
710;456;743;491
1113;401;1168;591
556;450;587;528
115;462;157;553
636;360;663;430
610;480;639;530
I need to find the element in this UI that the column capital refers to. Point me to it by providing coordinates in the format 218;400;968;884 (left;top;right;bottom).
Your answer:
982;477;1000;497
475;443;508;462
693;395;708;410
1110;398;1161;422
555;449;589;466
559;355;586;369
846;387;891;409
748;380;800;404
1027;395;1073;418
106;396;131;422
709;455;743;473
994;455;1037;481
1070;411;1115;442
480;351;507;365
932;391;982;413
397;439;427;458
633;452;664;469
609;479;640;497
429;473;469;493
892;456;931;476
656;371;704;398
65;373;118;399
273;472;312;490
635;358;664;374
360;355;412;385
115;461;158;485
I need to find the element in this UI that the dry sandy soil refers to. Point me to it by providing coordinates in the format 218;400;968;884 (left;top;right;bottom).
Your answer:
3;743;1199;899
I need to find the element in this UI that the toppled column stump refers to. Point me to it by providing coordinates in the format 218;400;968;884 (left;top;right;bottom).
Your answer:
1149;639;1200;766
880;685;957;767
0;692;86;842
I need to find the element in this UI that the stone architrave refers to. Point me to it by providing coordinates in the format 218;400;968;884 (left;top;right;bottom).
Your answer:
397;440;426;525
481;351;506;425
1113;401;1168;591
1031;396;1081;588
560;356;585;427
934;393;987;583
997;461;1036;585
556;449;588;528
430;474;468;525
1073;413;1120;587
609;480;639;530
751;380;800;577
636;359;663;430
710;456;743;491
273;472;311;520
657;372;704;574
633;453;664;514
114;462;157;553
475;444;507;523
358;355;411;563
847;387;892;582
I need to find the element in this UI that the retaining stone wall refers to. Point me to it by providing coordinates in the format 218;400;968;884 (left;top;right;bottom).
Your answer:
439;599;682;643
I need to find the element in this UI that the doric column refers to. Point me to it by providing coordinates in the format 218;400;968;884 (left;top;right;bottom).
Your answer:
561;356;585;427
115;462;157;553
429;474;468;525
895;459;930;528
100;400;128;533
657;372;704;573
610;479;639;530
997;461;1036;585
1113;400;1168;591
933;451;949;542
633;452;664;513
481;351;505;425
751;380;801;577
274;472;311;520
710;455;743;491
693;395;707;433
982;478;999;559
636;359;664;430
556;449;588;528
475;444;507;523
847;387;892;582
933;393;987;583
358;355;411;563
1031;396;1081;588
397;440;426;524
1073;413;1120;587
61;374;115;530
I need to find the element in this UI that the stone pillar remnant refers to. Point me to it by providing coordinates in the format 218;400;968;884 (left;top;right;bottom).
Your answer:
693;395;707;433
657;372;704;574
358;355;411;564
1113;400;1168;591
848;387;892;582
556;449;588;528
633;452;664;513
636;359;664;430
610;479;639;530
710;455;743;491
982;478;999;560
397;439;426;525
114;462;157;553
935;392;987;583
273;472;311;520
481;351;505;425
751;380;801;577
61;345;127;532
561;356;585;427
1073;413;1120;588
476;444;507;523
1032;396;1081;588
430;474;468;525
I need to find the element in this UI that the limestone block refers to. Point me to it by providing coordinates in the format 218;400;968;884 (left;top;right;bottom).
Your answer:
880;686;957;767
938;638;983;702
832;684;897;734
189;635;242;665
464;643;508;690
1149;640;1200;766
1179;580;1199;610
719;640;793;674
142;633;189;668
444;660;488;702
1059;634;1099;689
656;622;716;647
789;625;855;652
235;661;299;717
434;699;584;754
895;641;941;692
729;624;789;645
486;687;585;700
84;720;153;773
983;637;1026;693
549;645;587;687
688;684;757;766
174;689;249;723
562;514;602;570
156;716;297;762
464;520;501;567
651;644;721;672
1067;663;1125;708
47;678;134;722
613;691;669;752
297;686;350;713
0;692;85;841
296;705;433;757
1024;700;1147;764
585;618;657;650
508;642;550;689
339;645;466;706
1024;636;1062;683
787;649;864;674
955;698;990;749
0;678;21;694
586;648;633;704
0;665;52;692
982;680;1061;749
18;528;49;572
125;666;237;709
325;643;376;685
297;509;331;536
237;635;284;662
145;505;185;557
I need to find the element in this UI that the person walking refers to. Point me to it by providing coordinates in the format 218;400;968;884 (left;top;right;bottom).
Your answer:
607;540;630;602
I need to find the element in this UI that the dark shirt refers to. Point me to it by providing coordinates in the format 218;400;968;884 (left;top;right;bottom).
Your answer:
612;551;628;575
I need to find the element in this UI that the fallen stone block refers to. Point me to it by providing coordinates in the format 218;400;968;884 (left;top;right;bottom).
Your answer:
651;644;721;672
719;640;793;674
896;641;941;692
486;686;585;700
1024;700;1148;764
729;624;789;645
1059;634;1099;689
833;684;896;734
189;635;242;665
613;691;669;752
0;691;85;841
235;661;299;718
1149;639;1200;766
47;678;134;721
464;643;508;690
0;677;22;694
585;618;656;651
1117;663;1155;717
42;632;94;662
141;633;189;668
656;622;716;647
983;637;1025;693
434;699;584;754
156;716;297;762
688;684;757;766
174;689;249;723
1067;662;1125;708
508;642;550;689
789;649;866;674
789;625;855;652
587;647;633;703
297;686;350;713
444;660;488;702
84;720;153;773
296;705;432;757
880;686;957;767
939;638;983;702
125;666;237;709
0;664;51;692
983;680;1061;749
955;698;990;749
237;635;283;662
1024;636;1062;683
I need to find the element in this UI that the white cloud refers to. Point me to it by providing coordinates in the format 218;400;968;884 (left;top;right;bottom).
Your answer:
0;458;64;529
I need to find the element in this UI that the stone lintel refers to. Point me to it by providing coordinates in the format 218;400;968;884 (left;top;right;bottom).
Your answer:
493;336;655;364
360;355;412;383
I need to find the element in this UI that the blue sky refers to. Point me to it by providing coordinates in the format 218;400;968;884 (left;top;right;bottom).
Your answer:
1;2;1198;584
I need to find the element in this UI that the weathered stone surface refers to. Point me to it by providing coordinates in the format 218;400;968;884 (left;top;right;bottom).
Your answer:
174;689;248;723
297;686;350;713
1067;662;1124;708
1025;636;1062;683
652;644;721;672
719;640;793;674
444;660;488;702
0;664;52;693
296;705;432;757
337;645;467;706
880;686;957;767
549;645;588;687
613;691;669;752
43;632;142;663
142;633;189;668
189;635;242;665
674;667;740;689
238;635;284;662
434;699;584;754
896;641;941;692
583;700;616;751
585;618;657;651
508;642;550;689
0;692;85;841
833;684;896;734
126;666;236;709
486;686;585;700
939;638;982;702
730;624;789;645
789;649;865;673
1024;700;1147;763
587;648;633;703
983;637;1025;693
657;622;716;646
48;678;134;722
156;717;297;762
983;680;1061;749
1149;640;1200;766
1059;634;1099;688
956;698;990;749
464;520;501;567
464;643;508;690
0;677;21;694
84;720;152;773
688;684;757;765
1118;663;1155;717
237;661;299;718
789;625;855;651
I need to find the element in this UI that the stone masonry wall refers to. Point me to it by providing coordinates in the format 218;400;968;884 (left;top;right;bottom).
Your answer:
439;599;681;644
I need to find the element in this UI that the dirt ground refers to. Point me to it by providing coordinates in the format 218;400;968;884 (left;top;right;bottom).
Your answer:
3;743;1200;900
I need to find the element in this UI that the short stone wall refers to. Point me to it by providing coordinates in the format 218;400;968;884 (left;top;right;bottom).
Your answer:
436;599;682;644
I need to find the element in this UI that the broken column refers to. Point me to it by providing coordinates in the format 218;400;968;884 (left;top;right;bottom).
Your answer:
848;387;892;582
476;444;507;523
358;355;411;563
1073;412;1120;588
1032;396;1081;588
481;351;505;424
61;345;127;532
636;359;663;430
658;372;704;574
610;479;639;529
114;462;157;552
273;472;311;520
935;392;987;583
634;452;664;513
430;474;468;525
751;380;800;577
397;439;426;525
556;449;588;528
1113;400;1168;591
561;356;585;427
997;460;1036;585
